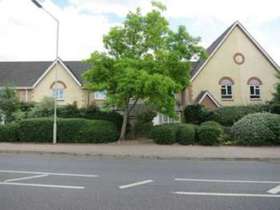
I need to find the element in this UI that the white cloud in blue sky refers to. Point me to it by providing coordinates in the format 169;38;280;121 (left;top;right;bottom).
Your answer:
0;0;279;64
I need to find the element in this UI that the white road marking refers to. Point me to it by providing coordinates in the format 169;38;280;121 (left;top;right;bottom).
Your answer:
0;170;98;178
0;182;85;189
173;191;280;198
267;185;280;194
4;174;49;183
174;178;280;184
119;180;154;189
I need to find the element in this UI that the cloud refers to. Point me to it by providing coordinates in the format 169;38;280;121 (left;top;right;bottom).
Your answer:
0;0;279;64
0;0;111;60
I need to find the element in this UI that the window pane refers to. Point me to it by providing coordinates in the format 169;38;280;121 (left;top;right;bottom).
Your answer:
227;86;232;94
250;86;255;95
95;91;106;100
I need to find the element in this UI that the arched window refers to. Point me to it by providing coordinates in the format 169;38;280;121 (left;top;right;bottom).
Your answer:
219;77;234;99
247;77;262;99
50;81;66;101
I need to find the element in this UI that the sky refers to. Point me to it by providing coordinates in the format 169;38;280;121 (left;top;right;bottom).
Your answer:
0;0;279;64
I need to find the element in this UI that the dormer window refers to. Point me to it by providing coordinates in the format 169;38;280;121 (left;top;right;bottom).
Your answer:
219;77;234;99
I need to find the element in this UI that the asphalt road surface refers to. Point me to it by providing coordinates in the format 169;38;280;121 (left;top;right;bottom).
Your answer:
0;153;279;210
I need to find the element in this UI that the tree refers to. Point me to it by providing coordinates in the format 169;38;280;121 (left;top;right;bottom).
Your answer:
0;86;19;123
83;2;206;140
272;72;280;103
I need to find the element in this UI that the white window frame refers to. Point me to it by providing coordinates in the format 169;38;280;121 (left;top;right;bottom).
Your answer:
52;88;64;101
221;85;232;99
250;85;260;99
95;91;107;100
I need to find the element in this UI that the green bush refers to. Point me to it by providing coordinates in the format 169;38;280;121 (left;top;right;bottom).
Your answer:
150;125;176;145
183;104;212;124
231;112;280;145
0;124;19;142
17;118;119;143
28;103;123;130
201;121;222;129
197;124;223;145
176;124;196;145
134;110;157;137
270;104;280;114
211;105;268;126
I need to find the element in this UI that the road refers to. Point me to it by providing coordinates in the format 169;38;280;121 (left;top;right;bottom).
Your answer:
0;153;279;210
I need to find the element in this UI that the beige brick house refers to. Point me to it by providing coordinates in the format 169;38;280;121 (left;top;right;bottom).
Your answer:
0;21;279;124
180;21;279;110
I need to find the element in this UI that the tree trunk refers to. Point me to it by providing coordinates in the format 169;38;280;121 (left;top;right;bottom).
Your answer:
119;108;128;142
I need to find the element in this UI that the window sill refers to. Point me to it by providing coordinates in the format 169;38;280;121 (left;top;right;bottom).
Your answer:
221;98;233;101
250;98;262;101
56;99;65;101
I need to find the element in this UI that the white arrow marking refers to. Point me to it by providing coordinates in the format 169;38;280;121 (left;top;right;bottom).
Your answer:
267;185;280;194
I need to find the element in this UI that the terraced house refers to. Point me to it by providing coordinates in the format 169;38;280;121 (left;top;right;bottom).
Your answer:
0;21;279;121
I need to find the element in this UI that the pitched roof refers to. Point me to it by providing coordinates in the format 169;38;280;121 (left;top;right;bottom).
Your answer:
194;90;221;107
190;21;280;81
0;60;90;88
190;23;234;78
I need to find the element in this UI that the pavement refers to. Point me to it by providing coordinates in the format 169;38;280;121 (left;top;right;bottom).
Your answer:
0;141;280;160
0;153;280;210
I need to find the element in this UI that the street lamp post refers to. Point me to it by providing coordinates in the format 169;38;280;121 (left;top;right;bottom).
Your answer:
31;0;59;144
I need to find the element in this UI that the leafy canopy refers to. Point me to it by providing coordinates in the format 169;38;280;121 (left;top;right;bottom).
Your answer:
0;86;19;123
83;2;205;117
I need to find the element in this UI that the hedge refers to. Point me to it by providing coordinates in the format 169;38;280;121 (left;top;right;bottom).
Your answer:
28;104;123;130
183;104;212;124
197;121;223;145
176;124;196;145
0;124;19;142
150;124;177;145
211;105;269;126
231;112;280;145
13;118;119;143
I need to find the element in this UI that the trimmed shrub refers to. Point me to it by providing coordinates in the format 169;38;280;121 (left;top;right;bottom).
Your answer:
80;106;123;130
183;104;212;124
17;118;53;142
17;118;119;143
201;121;222;129
134;110;157;137
197;125;223;145
211;105;268;126
0;124;19;142
150;125;176;145
176;124;196;145
270;104;280;114
231;112;280;145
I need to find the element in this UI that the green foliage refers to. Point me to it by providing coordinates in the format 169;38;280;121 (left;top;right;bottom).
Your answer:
272;72;280;103
270;103;280;114
150;124;176;144
27;102;123;130
0;87;19;123
0;124;19;142
183;104;212;124
83;2;205;139
134;110;157;137
197;125;223;145
176;124;196;145
211;105;268;126
231;112;280;145
28;97;55;118
79;105;123;130
17;118;119;143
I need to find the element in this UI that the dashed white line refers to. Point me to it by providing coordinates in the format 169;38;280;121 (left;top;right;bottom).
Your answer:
4;174;49;183
119;180;154;189
0;170;98;178
0;182;85;189
174;178;280;184
267;185;280;194
173;191;280;198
